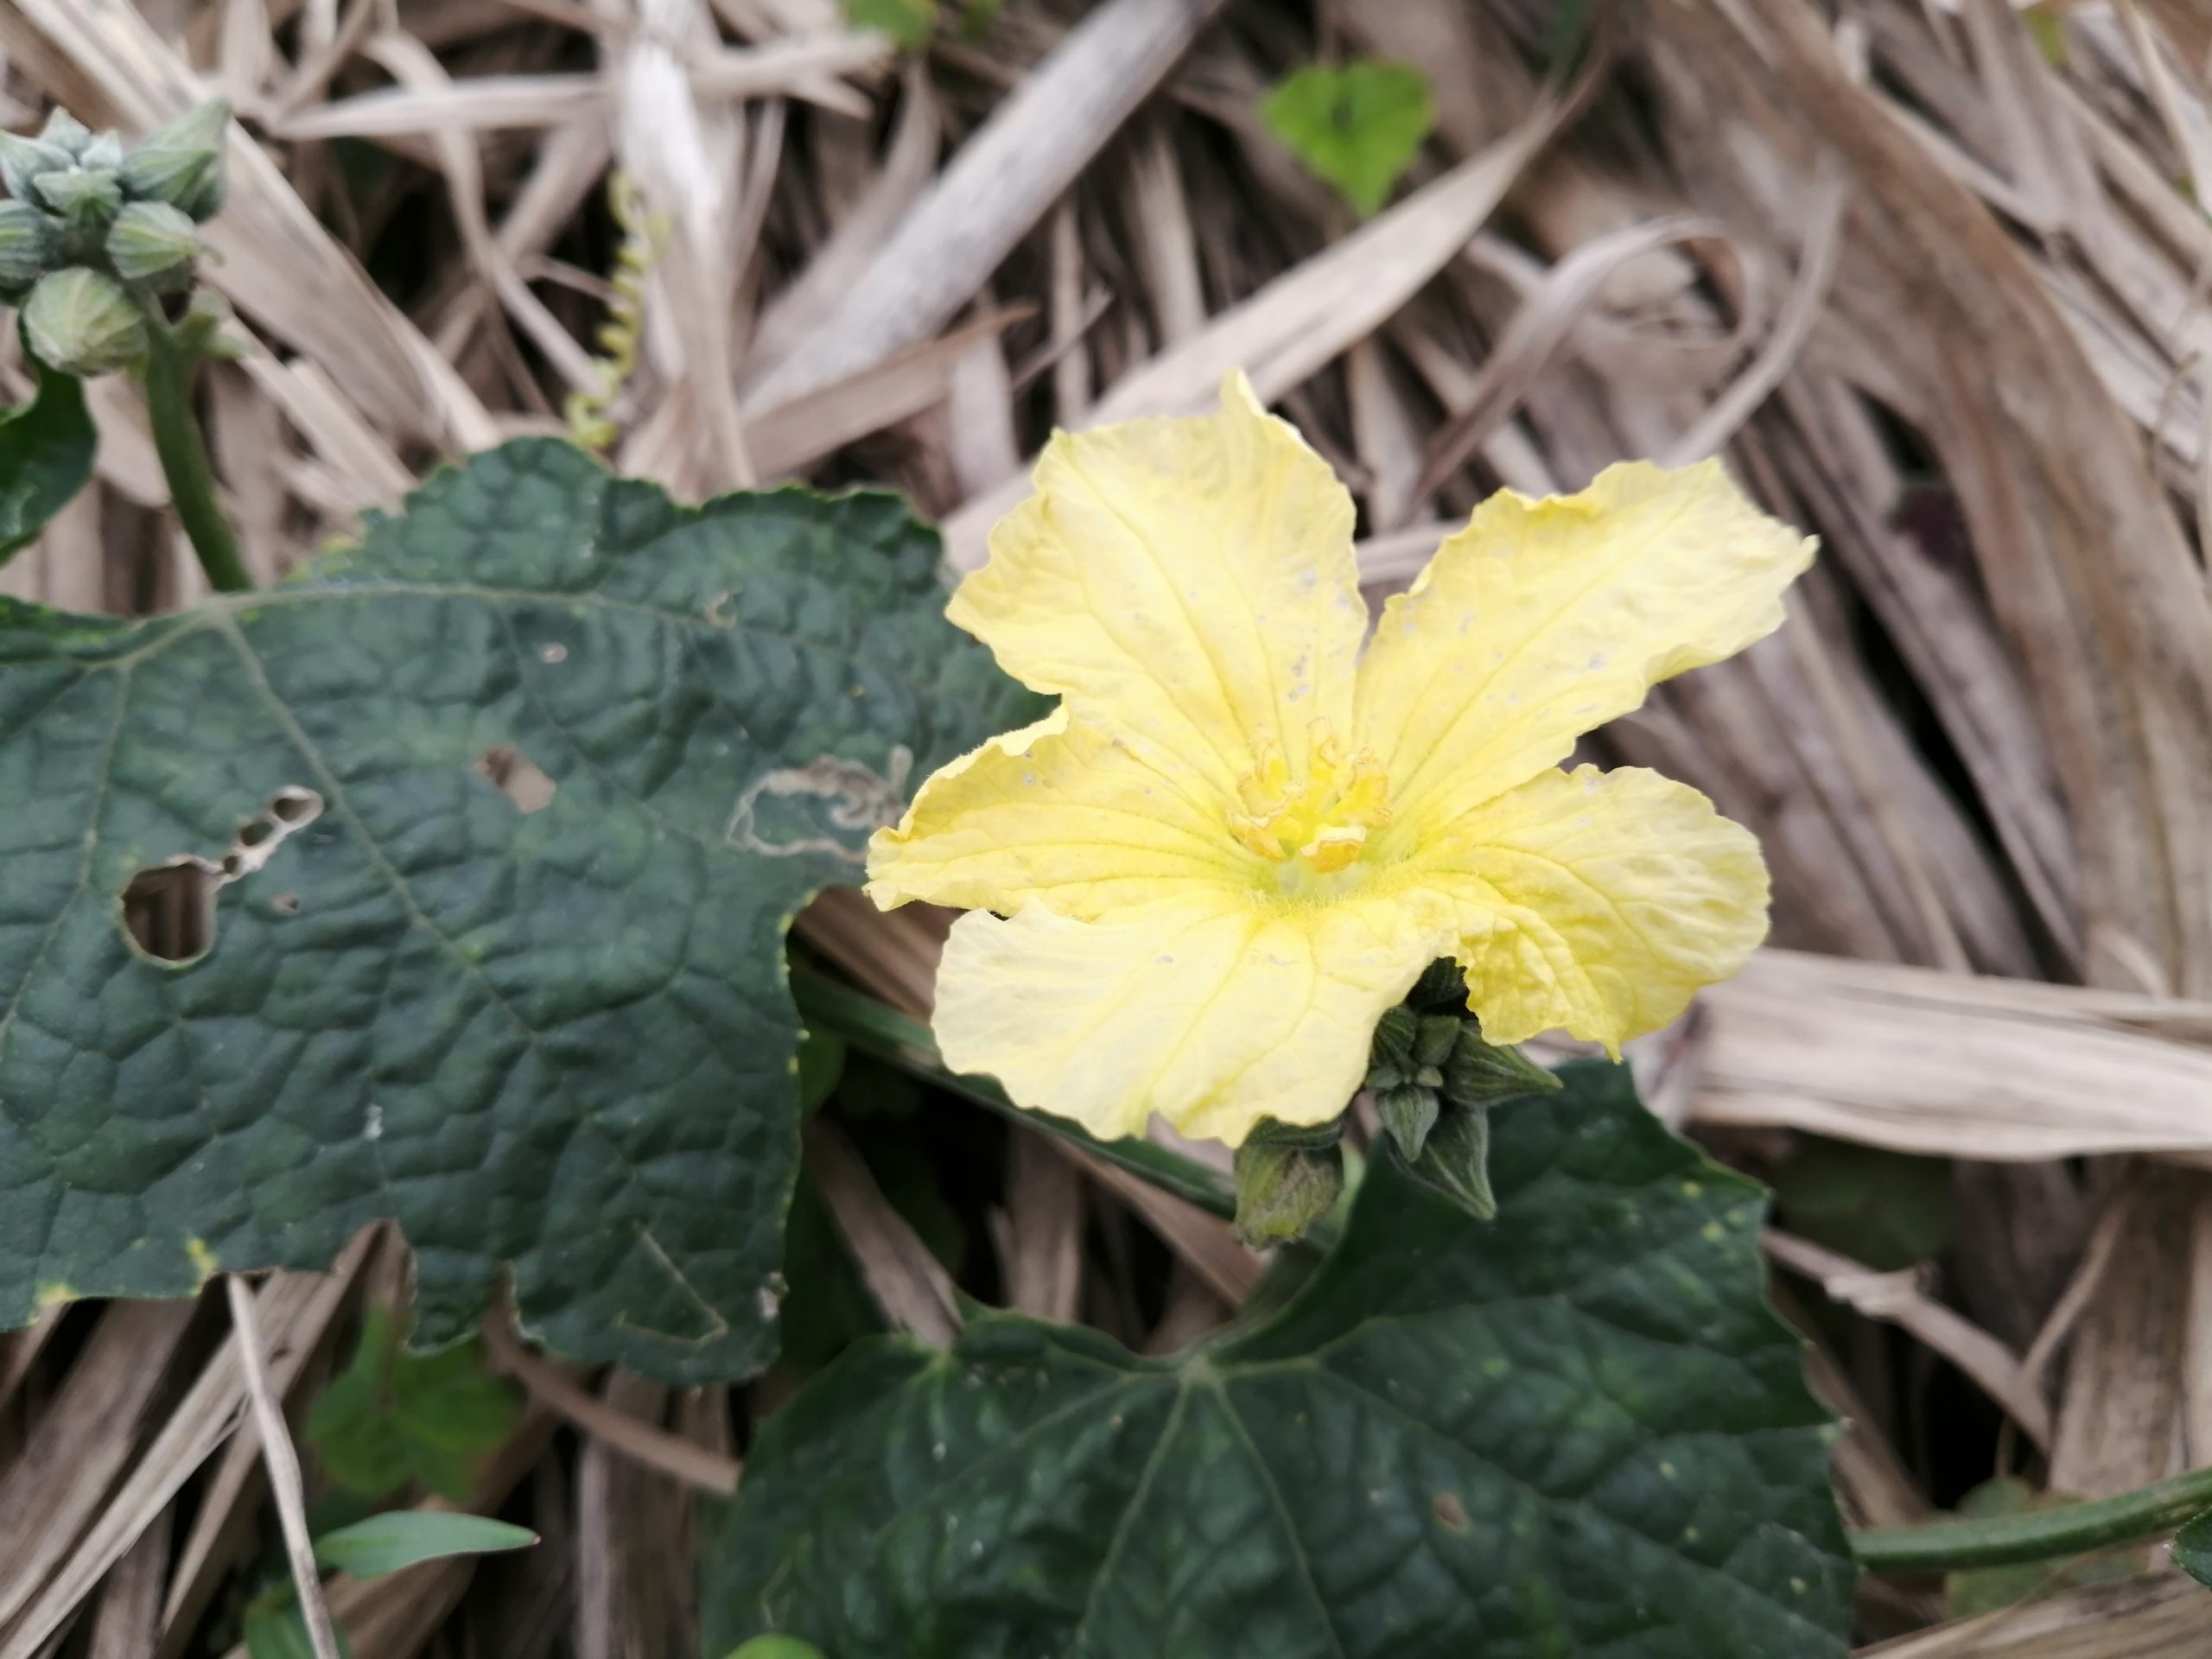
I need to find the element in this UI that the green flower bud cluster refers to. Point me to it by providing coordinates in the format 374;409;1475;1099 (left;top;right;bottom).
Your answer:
1230;967;1563;1249
0;102;228;377
1365;963;1562;1222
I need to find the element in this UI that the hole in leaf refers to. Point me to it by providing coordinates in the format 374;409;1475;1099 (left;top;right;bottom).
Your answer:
474;746;557;815
121;860;219;963
270;787;321;825
118;787;325;963
271;892;302;916
1433;1491;1469;1532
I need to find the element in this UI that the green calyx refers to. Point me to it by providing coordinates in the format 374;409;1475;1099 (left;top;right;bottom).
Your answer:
22;267;147;377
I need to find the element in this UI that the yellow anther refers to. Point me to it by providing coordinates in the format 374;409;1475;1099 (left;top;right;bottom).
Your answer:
1228;720;1392;874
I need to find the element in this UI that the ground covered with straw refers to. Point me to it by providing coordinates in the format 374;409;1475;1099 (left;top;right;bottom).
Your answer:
7;0;2212;1653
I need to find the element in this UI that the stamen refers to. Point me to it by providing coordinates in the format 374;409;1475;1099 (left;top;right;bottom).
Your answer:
1229;720;1393;874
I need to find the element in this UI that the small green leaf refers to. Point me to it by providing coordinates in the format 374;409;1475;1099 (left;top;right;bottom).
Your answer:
0;440;1033;1383
312;1510;537;1580
242;1602;354;1659
0;344;95;562
307;1307;521;1500
703;1063;1853;1657
1260;60;1435;218
728;1640;828;1659
843;0;936;49
2175;1509;2212;1589
1773;1138;1950;1271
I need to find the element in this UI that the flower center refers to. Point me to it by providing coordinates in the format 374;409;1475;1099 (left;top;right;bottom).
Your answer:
1228;720;1393;874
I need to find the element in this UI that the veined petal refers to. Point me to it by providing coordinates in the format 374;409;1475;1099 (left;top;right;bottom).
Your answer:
1391;765;1770;1052
1356;460;1814;836
931;892;1447;1147
950;372;1366;803
865;708;1256;918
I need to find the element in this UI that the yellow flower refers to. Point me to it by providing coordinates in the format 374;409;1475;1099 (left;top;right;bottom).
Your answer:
868;373;1814;1147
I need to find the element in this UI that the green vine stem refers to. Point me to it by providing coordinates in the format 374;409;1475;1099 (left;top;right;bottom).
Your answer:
143;325;251;594
1855;1459;2212;1575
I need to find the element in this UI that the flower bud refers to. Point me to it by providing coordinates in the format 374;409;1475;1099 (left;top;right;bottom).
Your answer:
33;166;122;230
1408;1099;1497;1221
1376;1082;1440;1160
106;199;200;289
22;267;147;377
119;100;230;221
0;200;60;293
1232;1135;1345;1249
0;132;72;203
37;108;96;158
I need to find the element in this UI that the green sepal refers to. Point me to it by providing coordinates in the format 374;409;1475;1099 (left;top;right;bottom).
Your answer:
1442;1024;1560;1108
1405;1096;1497;1220
36;109;97;159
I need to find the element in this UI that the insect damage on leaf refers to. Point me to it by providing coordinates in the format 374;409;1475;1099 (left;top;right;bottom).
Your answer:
0;439;1031;1385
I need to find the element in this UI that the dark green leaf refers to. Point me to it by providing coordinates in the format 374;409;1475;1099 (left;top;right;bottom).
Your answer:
313;1510;536;1579
2175;1509;2212;1590
1260;61;1435;218
702;1063;1853;1657
0;349;95;563
1772;1138;1950;1272
0;439;1029;1383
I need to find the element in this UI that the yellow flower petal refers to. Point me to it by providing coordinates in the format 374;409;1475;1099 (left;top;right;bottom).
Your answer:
865;708;1255;918
1389;764;1770;1052
1356;459;1815;837
931;892;1447;1146
950;372;1365;804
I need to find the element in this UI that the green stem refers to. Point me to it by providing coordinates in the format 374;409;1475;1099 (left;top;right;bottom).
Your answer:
143;328;250;594
1853;1467;2212;1575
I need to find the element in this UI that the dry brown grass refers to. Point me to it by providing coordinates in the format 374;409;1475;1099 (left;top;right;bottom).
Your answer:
8;0;2212;1652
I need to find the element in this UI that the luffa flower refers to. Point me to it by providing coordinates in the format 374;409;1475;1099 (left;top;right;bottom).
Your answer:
868;373;1813;1147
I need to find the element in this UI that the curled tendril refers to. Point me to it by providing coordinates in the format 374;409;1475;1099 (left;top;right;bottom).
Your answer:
563;171;660;454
